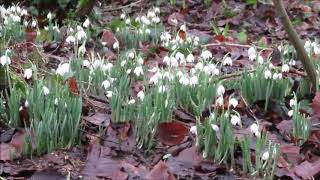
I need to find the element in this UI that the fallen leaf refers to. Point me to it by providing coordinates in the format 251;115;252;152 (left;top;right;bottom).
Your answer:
146;161;175;180
294;159;320;179
156;121;188;146
311;92;320;118
82;112;111;127
100;30;117;48
67;76;79;96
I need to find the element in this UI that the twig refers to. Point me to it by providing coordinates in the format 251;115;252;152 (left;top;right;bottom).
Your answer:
102;0;144;12
218;69;256;80
240;94;260;123
201;42;273;51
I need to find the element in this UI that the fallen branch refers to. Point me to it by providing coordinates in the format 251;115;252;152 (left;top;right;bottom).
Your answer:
201;42;273;51
102;0;144;12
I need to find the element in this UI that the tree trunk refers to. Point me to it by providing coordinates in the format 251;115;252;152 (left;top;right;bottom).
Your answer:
76;0;97;17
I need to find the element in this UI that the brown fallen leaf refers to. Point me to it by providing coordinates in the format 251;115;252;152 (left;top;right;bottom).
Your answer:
294;159;320;179
311;92;320;119
0;129;25;161
146;161;175;180
82;112;111;127
156;121;188;146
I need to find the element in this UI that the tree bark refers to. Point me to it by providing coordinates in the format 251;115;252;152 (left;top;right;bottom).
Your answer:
76;0;97;17
272;0;318;90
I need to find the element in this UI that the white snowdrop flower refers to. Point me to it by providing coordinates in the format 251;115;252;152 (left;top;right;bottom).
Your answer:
43;86;50;96
169;57;179;67
190;68;196;75
145;28;151;34
281;64;290;72
76;25;83;31
304;40;312;52
101;42;107;46
47;12;53;20
154;7;160;14
121;60;127;67
92;60;102;69
82;60;90;68
189;76;198;86
264;70;272;79
231;115;241;126
152;16;160;23
216;96;224;106
147;11;156;19
102;63;113;72
175;52;185;64
170;18;178;25
56;63;70;76
288;110;294;117
66;35;76;44
125;18;131;25
289;99;296;107
149;74;160;84
190;125;197;135
211;124;219;132
0;55;11;66
137;90;145;101
186;54;195;63
213;68;220;76
137;57;144;65
180;24;187;32
113;41;119;49
24;68;33;80
195;62;204;71
217;85;225;96
68;27;74;33
223;56;232;66
134;66;144;76
78;45;86;55
179;76;189;86
120;13;126;20
101;80;111;89
31;19;37;27
229;98;238;108
158;85;166;93
106;91;113;98
23;20;28;27
83;18;90;28
272;73;279;80
257;55;264;64
21;9;27;16
135;16;140;22
54;98;59;105
269;63;275;69
314;45;320;55
148;67;159;73
163;56;171;65
75;30;87;41
141;16;150;25
128;99;136;105
203;66;210;75
128;51;135;59
201;50;212;60
19;106;23;111
12;15;21;22
250;123;260;137
126;69;132;74
248;46;256;61
278;73;283;79
262;151;269;161
289;60;296;66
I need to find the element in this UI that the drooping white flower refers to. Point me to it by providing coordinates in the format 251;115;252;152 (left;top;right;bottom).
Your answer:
216;85;225;96
43;86;50;96
24;68;33;80
289;60;296;66
250;123;260;137
149;72;161;84
141;16;150;25
24;100;29;107
0;55;11;66
47;12;53;20
189;76;198;86
56;63;70;76
186;54;195;63
304;40;312;52
54;98;59;105
75;30;87;41
288;110;294;117
175;52;185;65
272;73;279;80
66;35;76;44
113;41;119;50
137;57;144;65
106;91;113;98
170;18;178;25
195;62;204;71
82;60;90;68
102;63;113;72
211;124;219;132
262;151;269;161
281;64;290;72
223;56;232;66
289;99;296;107
190;125;197;135
125;18;131;25
128;99;136;105
83;18;90;28
31;19;37;27
158;85;166;93
145;28;151;34
169;57;179;67
231;115;241;126
128;51;135;59
78;45;86;55
229;98;238;108
201;50;212;60
147;11;156;19
126;69;132;74
180;24;187;32
179;76;189;86
154;7;160;14
248;46;256;61
257;55;264;64
216;96;224;106
134;66;144;76
101;80;111;89
264;70;272;79
137;90;145;101
120;13;126;20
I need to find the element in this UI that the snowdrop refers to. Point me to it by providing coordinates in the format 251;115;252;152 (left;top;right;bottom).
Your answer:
31;19;37;27
134;66;144;76
0;55;11;66
175;52;185;65
216;85;225;96
120;13;126;20
126;69;132;74
128;51;135;59
262;151;269;161
147;11;156;19
47;12;53;20
264;70;272;79
289;60;296;66
66;35;76;44
141;16;150;25
56;63;70;76
137;90;145;101
102;63;113;72
189;76;198;86
106;91;113;98
186;54;195;63
154;7;160;14
287;110;293;117
24;68;33;80
250;123;260;137
128;99;136;105
257;55;264;64
125;18;131;25
169;57;179;67
137;57;144;65
230;115;241;126
190;125;197;135
180;24;187;32
248;46;256;61
179;75;189;86
229;98;238;108
281;64;290;72
54;98;59;105
211;124;219;132
83;18;90;28
82;60;90;68
223;56;232;66
75;30;87;41
289;99;296;107
201;50;212;60
195;62;204;71
216;96;224;106
304;40;312;52
158;85;166;93
101;80;111;89
43;86;50;96
78;45;86;56
170;18;178;25
113;41;119;49
145;28;151;34
152;16;160;24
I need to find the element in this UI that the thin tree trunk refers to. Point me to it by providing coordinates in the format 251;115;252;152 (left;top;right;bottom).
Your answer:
76;0;97;17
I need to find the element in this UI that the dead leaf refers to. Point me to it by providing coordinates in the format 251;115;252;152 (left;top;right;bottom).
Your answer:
146;161;175;180
156;121;188;146
82;112;111;127
67;76;79;96
311;92;320;119
294;159;320;179
100;30;117;49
